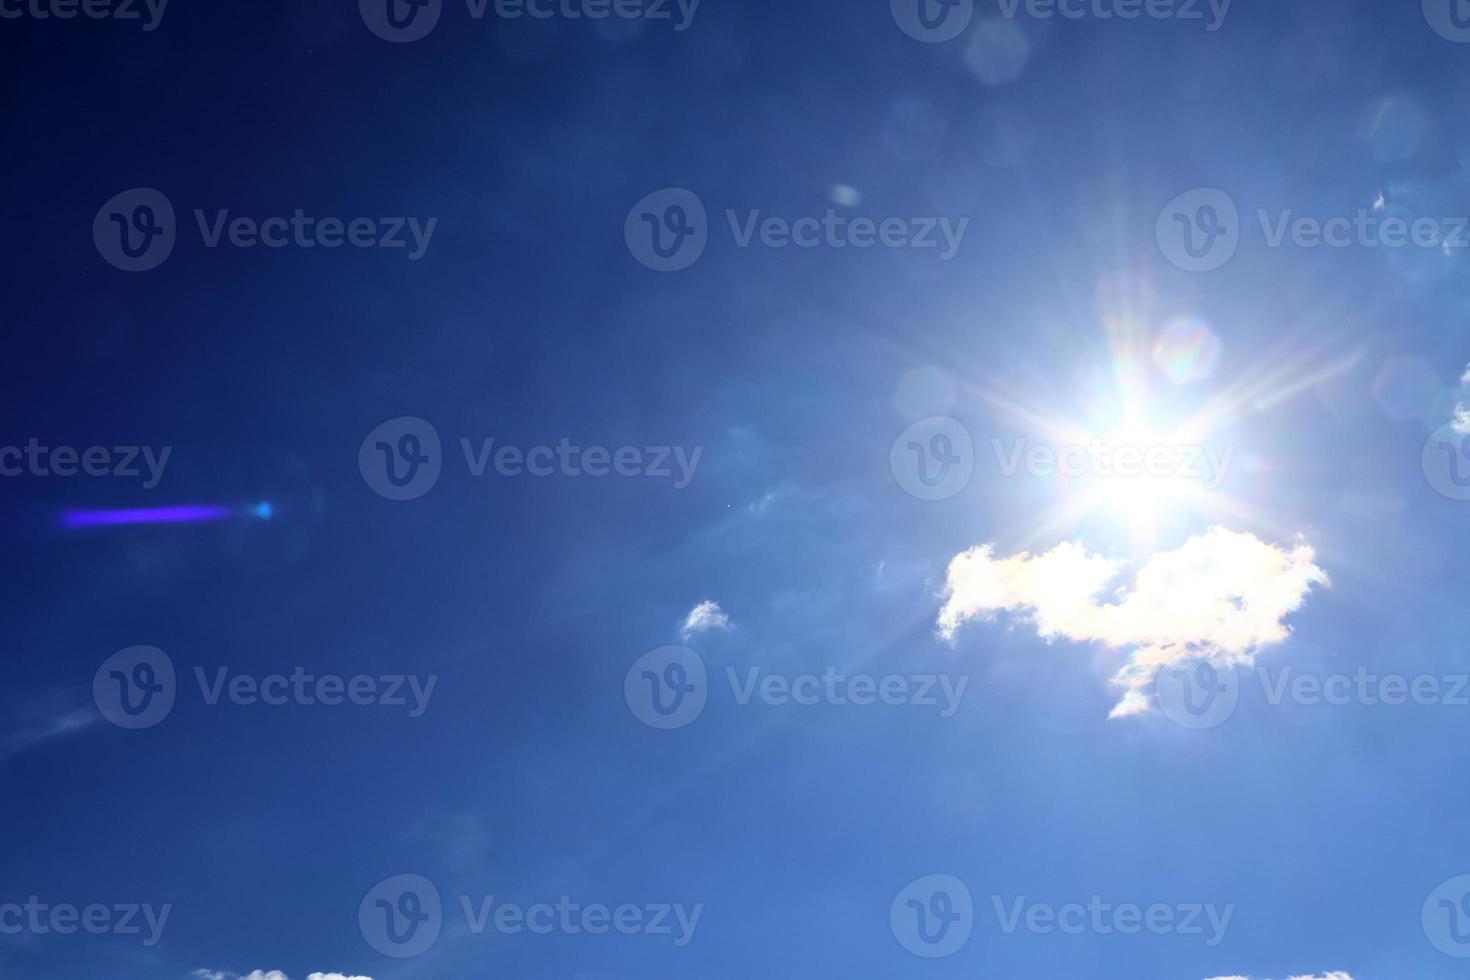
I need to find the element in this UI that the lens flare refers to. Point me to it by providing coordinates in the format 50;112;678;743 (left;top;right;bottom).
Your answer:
1153;318;1222;384
61;503;274;529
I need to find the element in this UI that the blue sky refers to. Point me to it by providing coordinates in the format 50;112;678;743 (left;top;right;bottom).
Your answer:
4;0;1470;978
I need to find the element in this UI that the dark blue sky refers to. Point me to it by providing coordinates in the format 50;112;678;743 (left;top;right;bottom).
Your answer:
5;1;1470;979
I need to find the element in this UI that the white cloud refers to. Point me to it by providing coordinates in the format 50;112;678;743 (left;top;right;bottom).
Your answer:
937;527;1329;718
1454;363;1470;433
1205;974;1352;980
680;600;732;640
194;971;370;980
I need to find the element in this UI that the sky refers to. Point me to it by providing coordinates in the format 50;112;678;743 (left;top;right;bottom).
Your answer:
3;0;1470;978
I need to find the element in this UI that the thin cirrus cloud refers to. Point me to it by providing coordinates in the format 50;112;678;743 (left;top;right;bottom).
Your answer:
680;600;732;640
1455;362;1470;434
936;526;1329;718
192;972;372;980
1205;974;1354;980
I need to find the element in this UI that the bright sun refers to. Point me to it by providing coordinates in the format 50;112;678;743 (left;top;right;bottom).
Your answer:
1092;421;1203;532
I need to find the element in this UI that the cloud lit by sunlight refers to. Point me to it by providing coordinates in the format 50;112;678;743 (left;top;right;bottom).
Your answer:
193;972;371;980
936;528;1329;718
1456;361;1470;434
680;600;732;640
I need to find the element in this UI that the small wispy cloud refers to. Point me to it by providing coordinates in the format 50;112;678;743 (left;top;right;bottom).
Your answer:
1453;362;1470;433
194;971;371;980
1;705;98;762
1205;973;1353;980
680;600;732;640
937;527;1328;718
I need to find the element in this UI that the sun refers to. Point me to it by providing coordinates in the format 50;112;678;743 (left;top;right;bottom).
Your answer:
1090;419;1204;529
